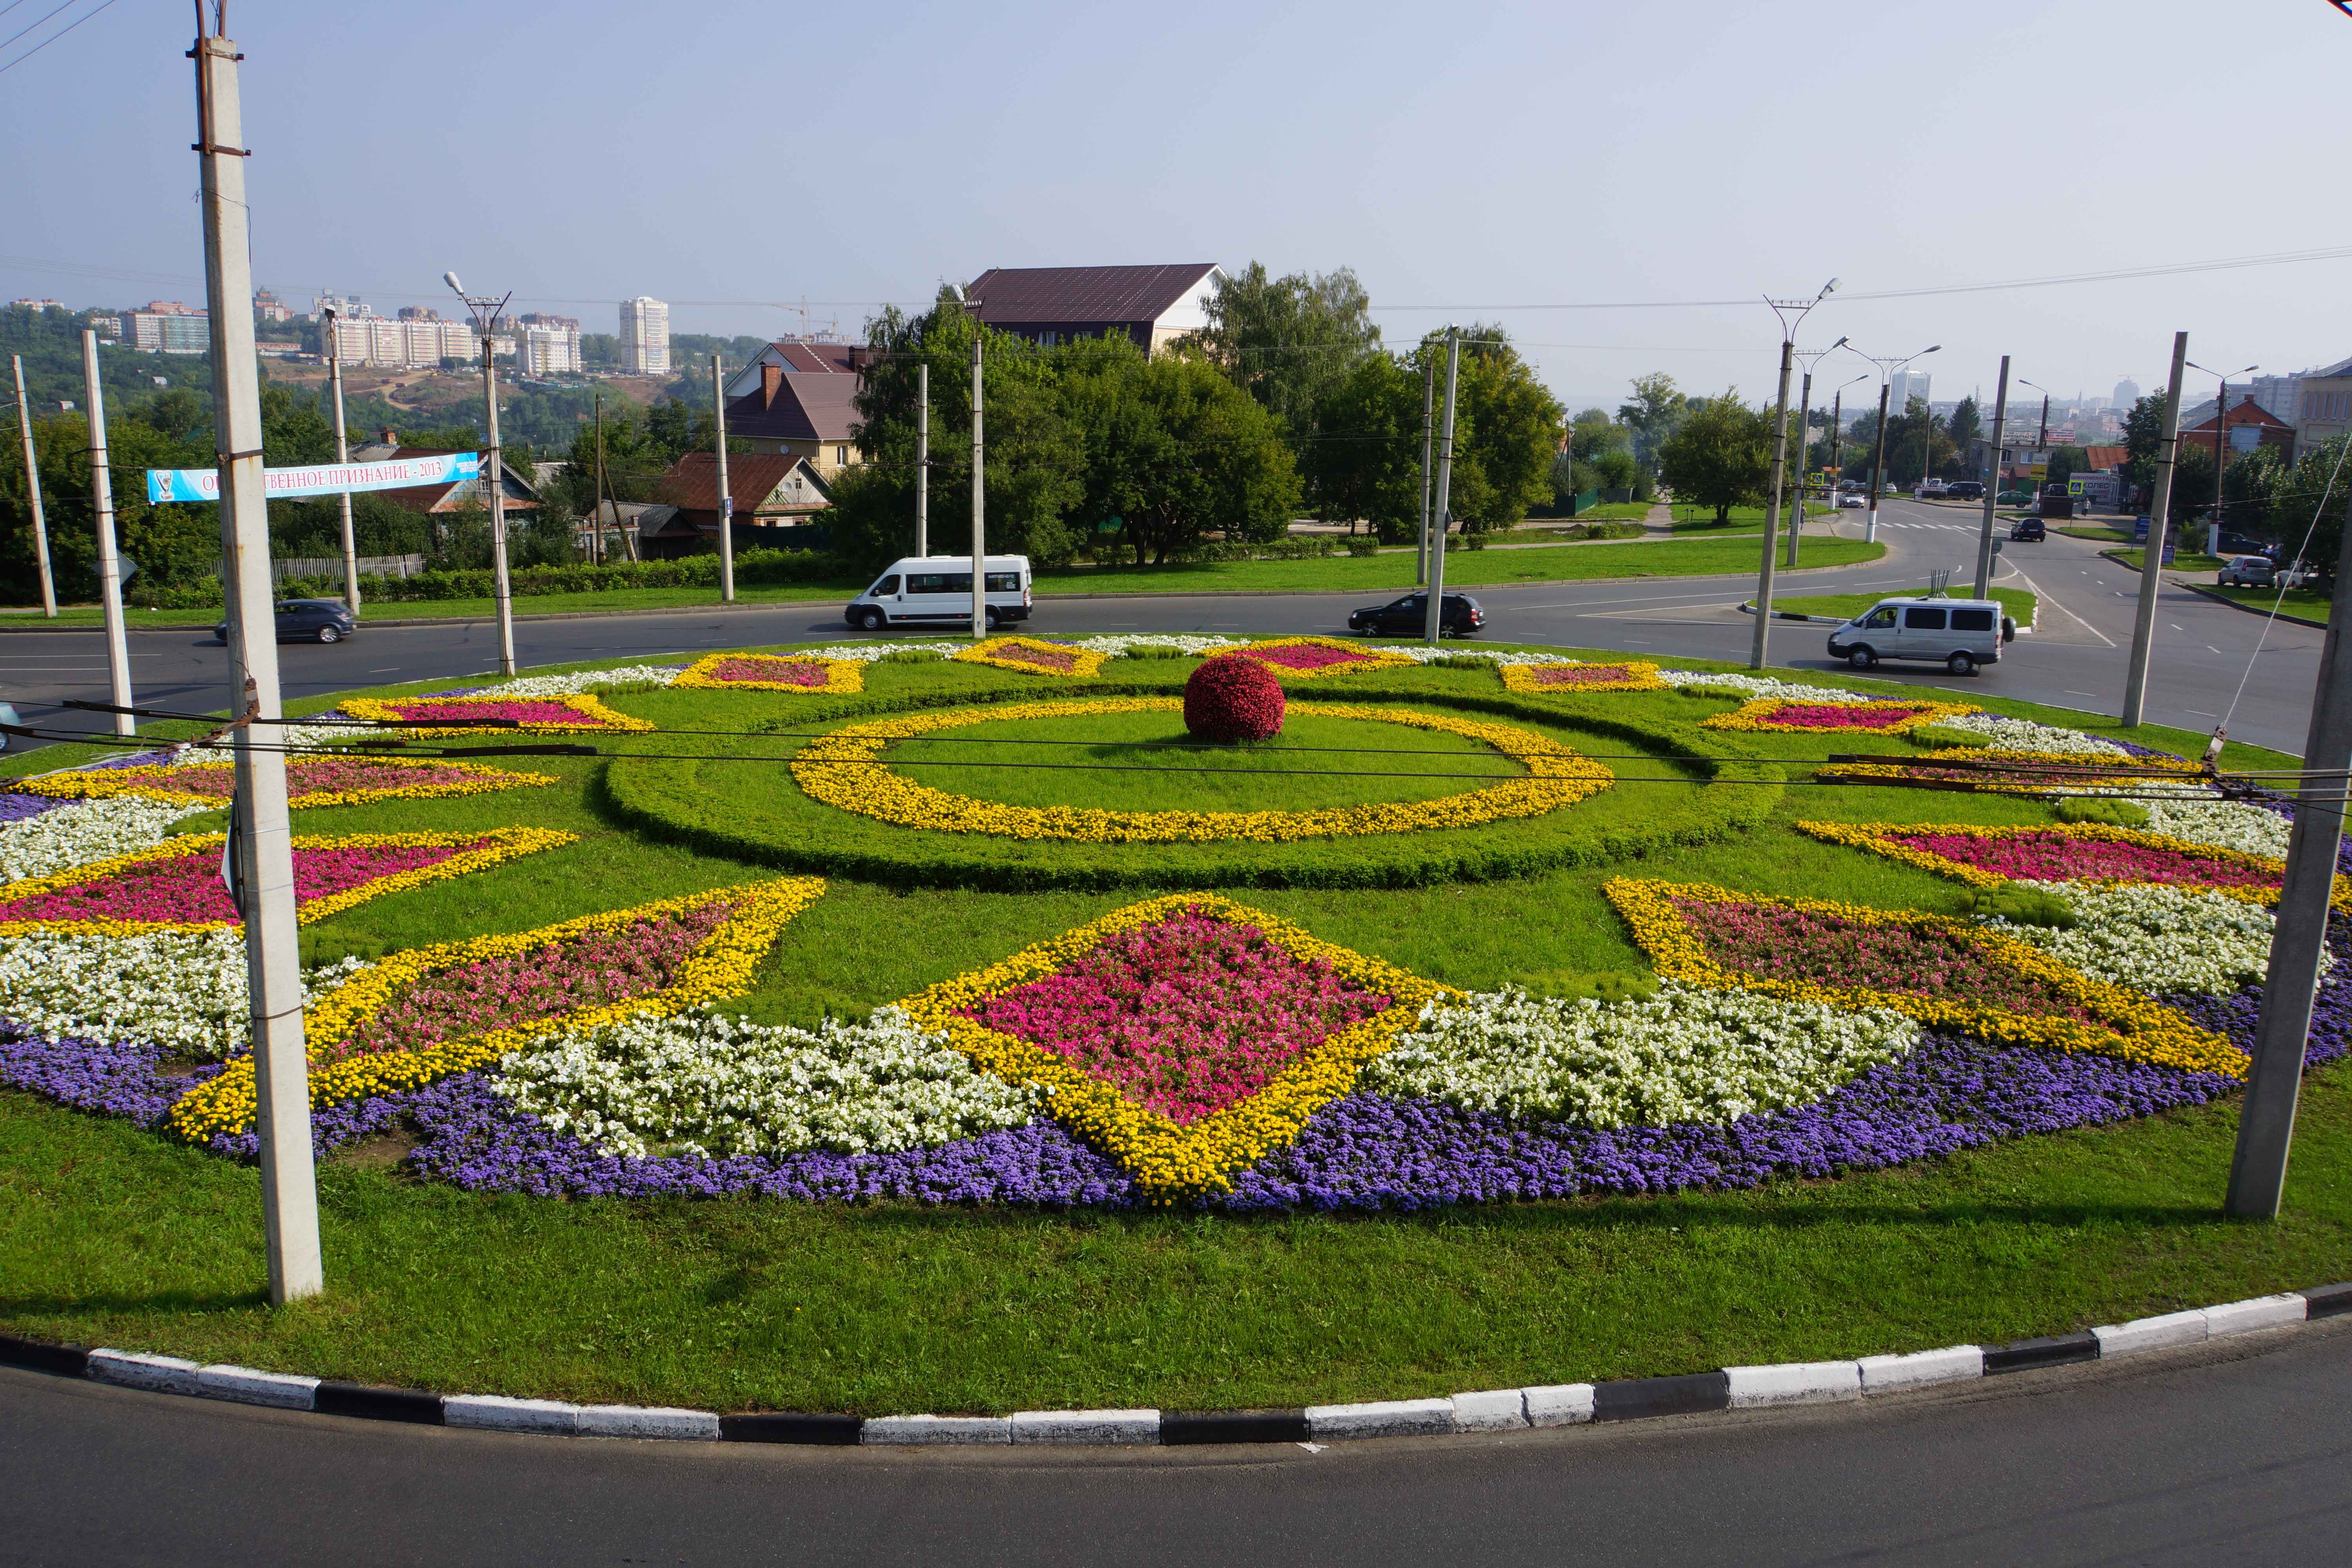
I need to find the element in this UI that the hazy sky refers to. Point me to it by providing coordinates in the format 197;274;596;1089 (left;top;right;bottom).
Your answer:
4;0;2348;414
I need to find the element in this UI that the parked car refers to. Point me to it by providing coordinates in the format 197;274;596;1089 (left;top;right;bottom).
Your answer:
1837;478;1867;492
1920;479;1949;497
212;598;356;645
845;554;1033;631
1347;592;1484;637
1825;597;2014;677
2218;555;2281;588
2009;518;2045;542
1837;492;1866;509
1996;488;2033;506
1946;481;1985;501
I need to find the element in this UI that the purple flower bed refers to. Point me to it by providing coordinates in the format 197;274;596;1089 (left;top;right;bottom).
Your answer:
0;793;63;824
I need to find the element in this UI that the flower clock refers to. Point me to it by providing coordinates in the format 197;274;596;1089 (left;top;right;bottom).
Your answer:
1233;636;1413;679
897;895;1453;1200
673;653;864;695
1499;661;1665;694
338;693;653;735
952;638;1112;678
10;755;557;809
1703;696;1978;734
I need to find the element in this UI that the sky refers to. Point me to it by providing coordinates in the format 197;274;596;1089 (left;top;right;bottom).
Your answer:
3;0;2348;417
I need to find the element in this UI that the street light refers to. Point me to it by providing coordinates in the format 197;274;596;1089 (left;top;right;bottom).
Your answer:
1841;342;1939;544
1784;335;1849;568
1827;373;1868;528
2187;359;2259;550
2016;377;2051;452
445;271;517;677
1748;278;1837;671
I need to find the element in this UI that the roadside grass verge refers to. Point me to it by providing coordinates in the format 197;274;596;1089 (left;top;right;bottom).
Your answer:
2189;583;2333;623
2105;548;2230;574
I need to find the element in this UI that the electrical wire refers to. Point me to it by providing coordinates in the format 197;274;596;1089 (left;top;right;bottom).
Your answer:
0;0;111;75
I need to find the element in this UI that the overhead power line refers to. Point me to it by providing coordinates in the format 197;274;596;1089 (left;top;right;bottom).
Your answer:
0;0;116;77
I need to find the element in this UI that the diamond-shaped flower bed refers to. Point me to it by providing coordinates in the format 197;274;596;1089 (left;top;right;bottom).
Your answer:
0;827;575;935
1793;820;2334;907
1602;877;2241;1076
1233;637;1412;679
953;637;1110;678
339;693;653;735
898;894;1451;1197
676;653;863;693
1703;697;1977;734
1499;661;1664;693
10;755;558;809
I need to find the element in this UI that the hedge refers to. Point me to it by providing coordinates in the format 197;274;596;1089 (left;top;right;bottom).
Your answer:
125;548;858;610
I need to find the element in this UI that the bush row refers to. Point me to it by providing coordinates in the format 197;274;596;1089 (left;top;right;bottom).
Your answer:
127;548;858;609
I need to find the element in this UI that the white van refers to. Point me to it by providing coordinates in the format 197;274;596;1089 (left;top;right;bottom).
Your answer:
845;554;1033;632
1823;597;2014;676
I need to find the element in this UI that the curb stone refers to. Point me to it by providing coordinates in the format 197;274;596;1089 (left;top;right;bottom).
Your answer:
0;1285;2336;1448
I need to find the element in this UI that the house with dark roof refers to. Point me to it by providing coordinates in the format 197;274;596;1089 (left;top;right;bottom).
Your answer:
2180;395;2296;463
719;336;870;401
635;450;834;559
710;366;866;479
964;263;1224;355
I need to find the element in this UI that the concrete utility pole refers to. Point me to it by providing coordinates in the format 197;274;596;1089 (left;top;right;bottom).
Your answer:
1417;356;1434;585
10;354;56;616
1783;339;1845;570
1974;356;2011;599
2226;480;2352;1217
915;360;928;557
195;11;322;1305
712;353;733;603
1422;329;1460;646
79;330;132;734
2122;332;2188;729
321;310;360;615
446;273;515;677
1752;338;1796;668
970;333;985;640
1864;382;1893;545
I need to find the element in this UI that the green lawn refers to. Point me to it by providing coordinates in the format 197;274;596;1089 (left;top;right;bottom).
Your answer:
0;644;2332;1416
2107;548;2230;574
2192;583;2334;622
2058;525;2138;544
1767;584;2038;628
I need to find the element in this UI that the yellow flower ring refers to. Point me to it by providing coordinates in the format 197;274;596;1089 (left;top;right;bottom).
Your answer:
9;755;559;808
673;652;865;695
339;692;653;736
897;893;1456;1200
1601;876;2242;1077
1499;660;1666;694
788;698;1614;844
1702;696;1979;734
0;827;577;937
166;875;827;1142
951;637;1113;678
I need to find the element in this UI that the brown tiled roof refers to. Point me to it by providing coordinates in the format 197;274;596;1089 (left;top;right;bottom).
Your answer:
965;263;1218;327
723;374;863;445
657;450;829;515
772;340;862;374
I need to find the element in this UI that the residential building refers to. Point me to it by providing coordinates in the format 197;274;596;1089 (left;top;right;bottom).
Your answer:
126;303;210;354
719;335;869;400
253;290;292;324
346;435;539;520
642;450;834;557
2293;355;2352;458
1886;369;1931;412
716;363;865;477
312;293;364;321
2180;396;2296;462
619;297;670;375
963;263;1224;355
88;316;121;341
2112;378;2140;409
10;298;66;311
515;312;583;376
2239;372;2303;423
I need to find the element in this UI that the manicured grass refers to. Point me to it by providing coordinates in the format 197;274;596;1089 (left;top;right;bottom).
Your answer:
2192;583;2334;622
1766;585;2038;628
2058;525;2138;544
2107;548;2229;574
0;638;2326;1414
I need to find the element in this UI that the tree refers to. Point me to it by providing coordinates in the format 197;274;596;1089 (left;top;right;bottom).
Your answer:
2221;446;2292;539
2121;394;2167;492
1657;390;1771;524
1414;325;1563;531
1299;352;1422;539
1618;373;1686;474
1197;262;1379;450
2045;446;2091;488
1946;396;1980;466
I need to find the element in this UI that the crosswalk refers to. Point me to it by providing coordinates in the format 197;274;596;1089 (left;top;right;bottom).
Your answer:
1877;520;1977;532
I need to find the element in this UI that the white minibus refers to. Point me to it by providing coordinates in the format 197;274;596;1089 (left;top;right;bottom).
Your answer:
845;555;1033;632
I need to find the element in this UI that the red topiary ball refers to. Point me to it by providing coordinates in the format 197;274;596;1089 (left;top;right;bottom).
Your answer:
1183;653;1286;743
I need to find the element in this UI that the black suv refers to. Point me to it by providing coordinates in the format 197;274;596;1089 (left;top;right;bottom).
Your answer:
213;598;358;645
1347;592;1484;638
2008;518;2045;543
1945;481;1985;501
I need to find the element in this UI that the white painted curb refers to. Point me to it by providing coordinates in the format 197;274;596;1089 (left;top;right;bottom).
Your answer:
2204;1293;2307;1339
577;1404;721;1441
88;1349;202;1396
1726;1360;1862;1408
863;1414;1013;1446
2093;1310;2206;1358
444;1394;582;1435
1857;1345;1983;1394
194;1363;319;1410
1307;1397;1455;1440
1009;1409;1158;1446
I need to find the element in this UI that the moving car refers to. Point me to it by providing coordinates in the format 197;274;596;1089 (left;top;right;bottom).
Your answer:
212;598;356;645
1347;592;1485;637
1946;481;1985;501
846;554;1033;631
1838;492;1866;509
1825;597;2014;677
2009;518;2045;542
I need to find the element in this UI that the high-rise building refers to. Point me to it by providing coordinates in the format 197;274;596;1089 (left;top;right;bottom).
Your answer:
2112;377;2140;409
620;297;670;374
1886;370;1931;412
125;303;209;354
312;293;364;321
516;313;583;376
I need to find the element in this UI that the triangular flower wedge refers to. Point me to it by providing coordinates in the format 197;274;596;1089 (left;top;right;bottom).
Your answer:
895;893;1455;1200
950;637;1112;678
1499;660;1665;693
339;692;653;735
1702;696;1977;734
1815;748;2206;795
674;652;864;693
1602;877;2242;1077
1231;636;1412;679
0;827;576;936
167;875;826;1141
1793;819;2351;911
9;755;558;809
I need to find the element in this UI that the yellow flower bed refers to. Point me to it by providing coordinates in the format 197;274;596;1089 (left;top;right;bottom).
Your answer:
339;692;654;735
1498;661;1666;694
789;698;1613;844
0;826;576;937
672;652;865;694
1602;877;2243;1077
9;755;558;808
165;875;826;1142
896;893;1455;1200
1818;748;2207;793
1702;696;1979;734
951;637;1111;678
1791;818;2350;913
1234;635;1415;678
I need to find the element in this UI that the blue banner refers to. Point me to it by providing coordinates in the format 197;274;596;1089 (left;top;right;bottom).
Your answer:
147;451;481;505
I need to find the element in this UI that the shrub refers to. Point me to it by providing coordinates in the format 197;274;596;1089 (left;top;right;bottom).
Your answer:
1347;537;1379;558
1183;655;1285;743
2056;796;2152;828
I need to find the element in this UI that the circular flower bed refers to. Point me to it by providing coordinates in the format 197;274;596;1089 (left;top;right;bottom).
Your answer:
1183;655;1285;742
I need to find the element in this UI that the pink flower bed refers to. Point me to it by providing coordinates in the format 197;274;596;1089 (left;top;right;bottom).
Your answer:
1887;831;2275;891
1244;644;1376;673
326;902;735;1063
1754;701;1927;731
962;910;1390;1124
380;699;615;727
106;759;508;801
1528;664;1639;686
1672;897;2103;1025
0;839;489;927
997;644;1082;673
706;658;829;688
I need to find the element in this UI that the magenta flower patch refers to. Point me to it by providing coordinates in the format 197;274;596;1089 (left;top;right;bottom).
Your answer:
1757;702;1920;730
1883;830;2276;891
960;910;1391;1124
1245;644;1376;672
0;839;486;928
706;657;829;687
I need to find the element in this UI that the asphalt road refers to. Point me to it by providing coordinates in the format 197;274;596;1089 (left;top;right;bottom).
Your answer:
0;498;2325;753
4;1321;2348;1565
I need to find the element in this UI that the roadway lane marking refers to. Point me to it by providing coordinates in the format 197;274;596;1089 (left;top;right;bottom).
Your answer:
2067;690;2097;697
2001;566;2116;648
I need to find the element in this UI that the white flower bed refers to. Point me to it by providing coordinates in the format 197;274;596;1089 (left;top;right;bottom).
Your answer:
0;929;366;1058
1658;671;1892;704
1936;712;2129;756
1989;881;2291;997
493;1005;1044;1160
1362;981;1918;1128
419;664;687;697
2132;797;2294;860
0;795;206;883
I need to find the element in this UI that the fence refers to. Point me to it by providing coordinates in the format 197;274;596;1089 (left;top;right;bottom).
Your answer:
259;555;427;584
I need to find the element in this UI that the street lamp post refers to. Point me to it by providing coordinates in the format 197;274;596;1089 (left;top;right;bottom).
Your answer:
1750;281;1838;671
1785;337;1847;568
1843;344;1939;546
2187;359;2259;557
2017;379;2051;500
444;273;516;678
1828;374;1866;531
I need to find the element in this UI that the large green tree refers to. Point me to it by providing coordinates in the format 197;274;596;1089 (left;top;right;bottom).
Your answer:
1299;352;1422;539
1618;373;1686;475
1656;389;1771;524
1414;325;1563;532
1198;263;1379;450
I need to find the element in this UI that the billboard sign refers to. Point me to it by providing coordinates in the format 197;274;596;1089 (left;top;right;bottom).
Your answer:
147;452;480;505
